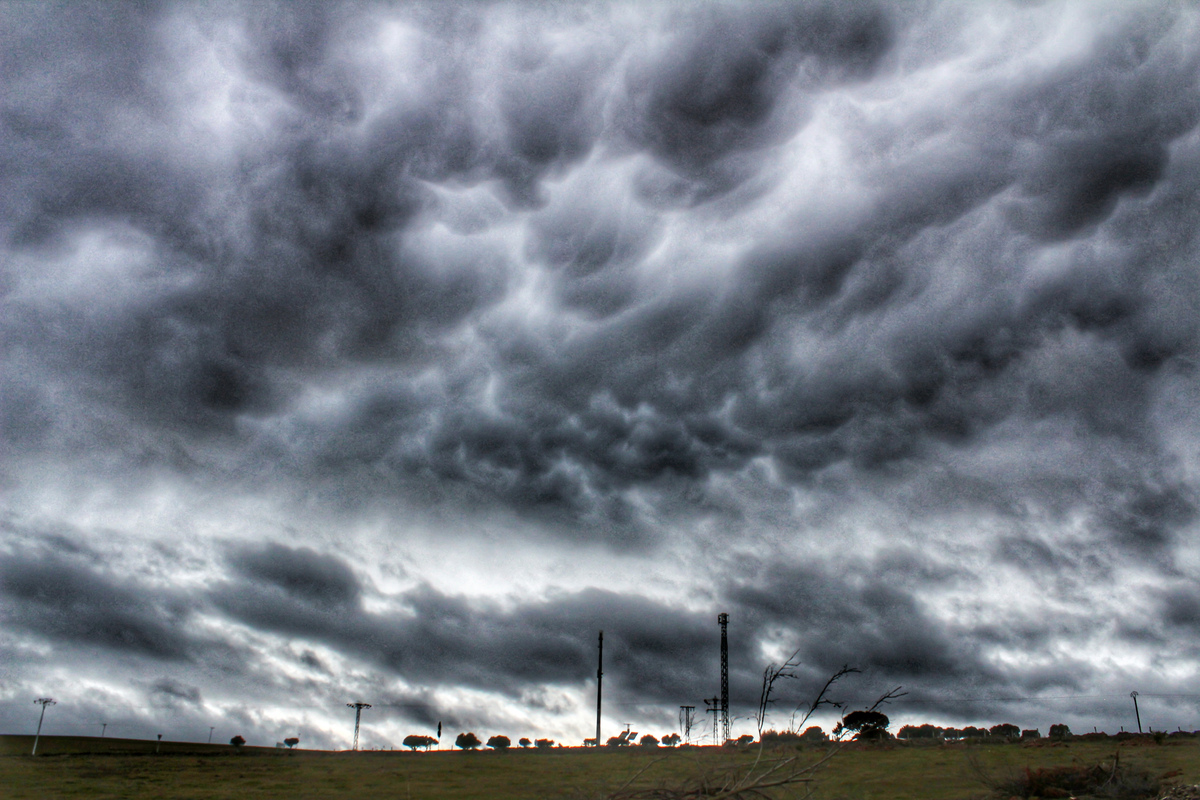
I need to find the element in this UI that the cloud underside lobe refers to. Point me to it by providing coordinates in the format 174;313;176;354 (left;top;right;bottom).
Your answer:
2;0;1200;744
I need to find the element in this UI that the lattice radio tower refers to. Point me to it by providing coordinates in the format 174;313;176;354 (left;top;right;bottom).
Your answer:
718;612;730;744
679;705;695;744
346;702;371;751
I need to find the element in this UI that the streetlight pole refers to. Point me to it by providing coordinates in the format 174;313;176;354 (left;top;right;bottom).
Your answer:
1131;691;1143;734
32;698;56;756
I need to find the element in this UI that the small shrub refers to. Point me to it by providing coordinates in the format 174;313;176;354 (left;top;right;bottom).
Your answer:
534;738;555;749
638;735;659;748
230;735;245;748
487;735;511;751
519;737;532;748
283;737;299;749
976;752;1161;799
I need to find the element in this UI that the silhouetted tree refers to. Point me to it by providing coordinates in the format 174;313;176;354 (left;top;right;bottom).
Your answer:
800;726;828;743
403;734;437;751
989;724;1019;739
638;734;659;747
230;735;245;749
1049;724;1071;741
284;737;299;749
455;732;481;750
519;737;532;748
735;734;755;746
486;735;511;750
606;731;632;747
661;733;681;747
534;738;555;749
835;710;890;741
1021;729;1041;740
898;724;943;740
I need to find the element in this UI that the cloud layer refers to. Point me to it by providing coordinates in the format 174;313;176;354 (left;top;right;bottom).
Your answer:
3;0;1200;746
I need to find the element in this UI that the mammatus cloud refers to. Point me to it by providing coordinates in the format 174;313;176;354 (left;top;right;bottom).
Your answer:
2;0;1200;746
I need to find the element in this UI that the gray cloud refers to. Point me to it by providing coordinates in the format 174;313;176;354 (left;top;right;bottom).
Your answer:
3;0;1200;745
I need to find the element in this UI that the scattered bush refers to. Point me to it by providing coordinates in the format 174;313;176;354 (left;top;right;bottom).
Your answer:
519;737;532;748
1021;729;1041;740
976;752;1161;799
230;735;245;748
455;732;481;750
486;735;511;751
760;729;802;746
283;737;299;749
660;733;681;747
638;735;659;748
535;738;555;749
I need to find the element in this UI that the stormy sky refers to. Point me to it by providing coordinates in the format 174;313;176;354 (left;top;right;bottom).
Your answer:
3;0;1200;749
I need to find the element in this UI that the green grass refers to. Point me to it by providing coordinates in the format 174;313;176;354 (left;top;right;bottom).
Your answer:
2;735;1198;799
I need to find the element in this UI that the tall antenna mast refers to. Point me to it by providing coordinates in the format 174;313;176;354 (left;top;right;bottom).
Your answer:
32;698;56;755
719;612;730;744
595;631;604;747
346;702;371;751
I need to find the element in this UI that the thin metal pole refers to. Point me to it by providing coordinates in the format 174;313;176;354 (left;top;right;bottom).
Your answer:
1131;691;1142;734
101;723;107;738
208;727;214;744
719;613;729;745
596;631;603;747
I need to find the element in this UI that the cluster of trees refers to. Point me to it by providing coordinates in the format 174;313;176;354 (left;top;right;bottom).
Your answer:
600;731;684;748
895;723;1072;741
398;733;559;751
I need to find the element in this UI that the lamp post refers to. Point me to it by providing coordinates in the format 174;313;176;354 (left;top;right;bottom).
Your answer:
32;698;56;755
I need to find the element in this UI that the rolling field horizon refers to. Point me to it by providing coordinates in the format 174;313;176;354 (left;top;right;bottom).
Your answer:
4;734;1200;799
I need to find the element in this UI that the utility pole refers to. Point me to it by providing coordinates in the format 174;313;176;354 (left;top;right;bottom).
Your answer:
704;696;721;745
156;734;162;754
679;705;695;744
208;726;214;744
1131;691;1142;734
718;612;730;745
346;702;371;751
32;698;55;755
100;722;107;738
595;630;603;747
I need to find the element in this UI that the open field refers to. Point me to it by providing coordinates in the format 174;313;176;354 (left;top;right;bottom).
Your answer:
3;735;1200;799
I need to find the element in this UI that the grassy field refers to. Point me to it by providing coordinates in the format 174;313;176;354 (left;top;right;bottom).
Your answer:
3;734;1199;799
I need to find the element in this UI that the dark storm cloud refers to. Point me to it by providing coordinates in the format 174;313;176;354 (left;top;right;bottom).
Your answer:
213;542;712;702
3;0;1198;555
0;549;200;661
4;0;1200;744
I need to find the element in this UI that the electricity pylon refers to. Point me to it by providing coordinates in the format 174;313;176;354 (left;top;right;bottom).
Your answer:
346;702;371;750
32;698;56;755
